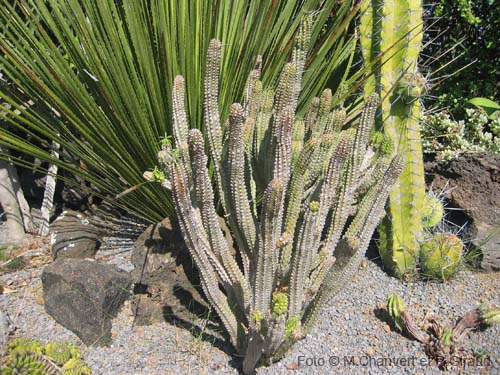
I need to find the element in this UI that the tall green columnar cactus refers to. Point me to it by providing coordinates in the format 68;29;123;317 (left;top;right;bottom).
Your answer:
158;18;403;374
360;0;426;278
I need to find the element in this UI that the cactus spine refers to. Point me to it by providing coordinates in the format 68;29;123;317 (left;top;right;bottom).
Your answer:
360;0;426;278
158;17;403;373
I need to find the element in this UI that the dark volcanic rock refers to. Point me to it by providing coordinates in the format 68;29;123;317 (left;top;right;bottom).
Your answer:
42;258;131;346
130;216;212;327
50;210;103;259
426;152;500;271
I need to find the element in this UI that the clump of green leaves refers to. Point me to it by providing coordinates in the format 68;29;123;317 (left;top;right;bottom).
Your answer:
422;108;500;160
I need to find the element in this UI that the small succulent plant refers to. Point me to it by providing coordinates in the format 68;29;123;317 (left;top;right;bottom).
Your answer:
62;358;92;375
386;294;406;332
7;338;44;356
2;352;59;375
4;337;90;375
420;234;463;281
422;108;500;160
385;294;500;371
44;341;73;366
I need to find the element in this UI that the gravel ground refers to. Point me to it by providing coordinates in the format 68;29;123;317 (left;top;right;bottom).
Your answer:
1;218;499;375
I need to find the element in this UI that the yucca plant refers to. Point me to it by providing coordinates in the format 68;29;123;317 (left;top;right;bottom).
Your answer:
157;20;404;372
0;0;363;223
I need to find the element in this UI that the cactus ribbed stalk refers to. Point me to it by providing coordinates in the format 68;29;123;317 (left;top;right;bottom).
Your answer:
360;0;426;278
158;17;404;373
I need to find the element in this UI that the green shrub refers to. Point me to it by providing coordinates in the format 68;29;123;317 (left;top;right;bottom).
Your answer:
422;108;500;159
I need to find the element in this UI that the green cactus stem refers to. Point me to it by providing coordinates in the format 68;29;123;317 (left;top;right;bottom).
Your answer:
360;0;426;278
420;234;463;281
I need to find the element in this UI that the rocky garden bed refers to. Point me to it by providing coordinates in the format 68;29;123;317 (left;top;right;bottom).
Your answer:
1;151;499;375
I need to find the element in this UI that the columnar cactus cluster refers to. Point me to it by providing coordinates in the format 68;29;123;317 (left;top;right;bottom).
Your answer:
360;0;427;278
158;19;403;373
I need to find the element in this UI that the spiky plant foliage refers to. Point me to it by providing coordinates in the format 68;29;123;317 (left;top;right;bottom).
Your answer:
157;24;404;372
420;234;463;281
0;0;362;223
360;0;427;278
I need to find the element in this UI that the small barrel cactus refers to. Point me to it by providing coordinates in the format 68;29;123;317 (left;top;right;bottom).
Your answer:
62;358;93;375
44;342;73;365
7;337;44;356
421;195;444;228
420;234;463;281
479;301;500;326
387;294;407;332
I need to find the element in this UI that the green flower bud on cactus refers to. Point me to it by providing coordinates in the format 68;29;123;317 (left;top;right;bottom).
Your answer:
44;342;72;366
479;301;500;326
395;72;427;102
8;338;44;356
387;294;406;332
62;358;92;375
420;234;463;281
285;316;300;337
309;200;320;212
160;134;172;147
272;292;288;316
251;310;263;324
440;327;453;346
152;166;165;182
421;195;444;228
